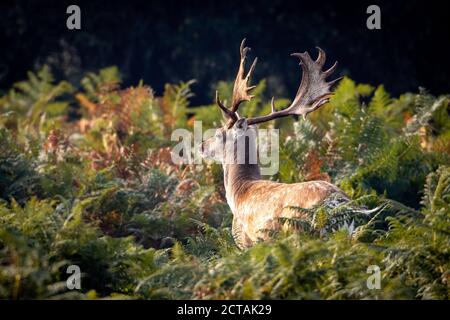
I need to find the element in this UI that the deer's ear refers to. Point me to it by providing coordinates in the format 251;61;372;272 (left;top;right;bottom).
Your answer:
234;118;248;132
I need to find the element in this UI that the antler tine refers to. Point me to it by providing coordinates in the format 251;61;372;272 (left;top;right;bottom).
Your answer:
230;38;258;112
247;47;341;125
270;97;276;113
315;47;326;67
323;61;338;78
216;90;234;118
215;38;258;128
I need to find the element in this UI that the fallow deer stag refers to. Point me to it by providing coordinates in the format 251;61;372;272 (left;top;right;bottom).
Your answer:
199;39;351;248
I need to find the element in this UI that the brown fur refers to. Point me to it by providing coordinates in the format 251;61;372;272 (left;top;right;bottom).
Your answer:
224;162;347;248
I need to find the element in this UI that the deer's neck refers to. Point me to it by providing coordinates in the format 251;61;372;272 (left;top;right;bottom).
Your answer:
221;128;261;213
223;163;260;213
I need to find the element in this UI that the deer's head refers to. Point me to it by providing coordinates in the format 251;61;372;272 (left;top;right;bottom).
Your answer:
200;117;259;164
200;39;341;165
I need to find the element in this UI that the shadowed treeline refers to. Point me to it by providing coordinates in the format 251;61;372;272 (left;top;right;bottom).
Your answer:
1;0;449;104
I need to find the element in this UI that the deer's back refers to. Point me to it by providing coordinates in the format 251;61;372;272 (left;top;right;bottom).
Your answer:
232;180;348;247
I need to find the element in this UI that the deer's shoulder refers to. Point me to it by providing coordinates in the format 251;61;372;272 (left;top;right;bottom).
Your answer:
238;179;348;209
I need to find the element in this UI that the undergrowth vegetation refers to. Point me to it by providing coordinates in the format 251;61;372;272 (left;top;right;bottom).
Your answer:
0;66;448;299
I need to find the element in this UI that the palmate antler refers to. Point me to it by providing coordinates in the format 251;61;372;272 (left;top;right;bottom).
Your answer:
216;39;258;128
217;40;341;127
247;48;341;125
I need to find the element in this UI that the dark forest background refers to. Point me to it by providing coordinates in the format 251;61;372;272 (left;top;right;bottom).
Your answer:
1;0;449;104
